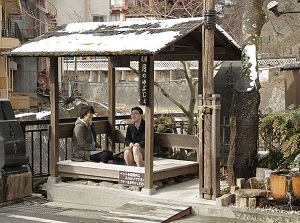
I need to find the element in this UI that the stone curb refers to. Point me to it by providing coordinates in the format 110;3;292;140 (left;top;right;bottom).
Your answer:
47;182;300;223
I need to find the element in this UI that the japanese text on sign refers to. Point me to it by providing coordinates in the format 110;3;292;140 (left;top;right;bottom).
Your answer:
119;171;145;187
139;56;149;105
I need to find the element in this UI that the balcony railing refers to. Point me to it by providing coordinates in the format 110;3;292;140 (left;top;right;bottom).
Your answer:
2;21;22;40
36;0;57;17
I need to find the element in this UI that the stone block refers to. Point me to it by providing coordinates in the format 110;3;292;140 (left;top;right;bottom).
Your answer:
87;181;99;186
236;178;246;189
167;178;176;186
264;177;270;191
153;180;163;189
0;177;4;203
6;172;32;201
128;186;141;191
230;186;239;194
235;189;267;198
236;196;248;208
220;186;230;195
248;197;256;209
216;193;235;207
248;177;258;189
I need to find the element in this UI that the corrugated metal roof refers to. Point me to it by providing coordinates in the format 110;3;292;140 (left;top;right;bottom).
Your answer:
3;17;241;60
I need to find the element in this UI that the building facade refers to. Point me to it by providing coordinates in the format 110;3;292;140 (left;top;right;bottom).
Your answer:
0;0;22;98
0;0;128;103
49;0;127;25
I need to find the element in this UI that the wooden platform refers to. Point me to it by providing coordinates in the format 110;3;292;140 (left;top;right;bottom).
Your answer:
102;200;191;223
58;158;198;182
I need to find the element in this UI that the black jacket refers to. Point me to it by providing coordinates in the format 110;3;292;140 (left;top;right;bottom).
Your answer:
125;119;145;148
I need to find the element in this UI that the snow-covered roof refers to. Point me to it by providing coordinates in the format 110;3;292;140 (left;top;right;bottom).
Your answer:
4;17;241;60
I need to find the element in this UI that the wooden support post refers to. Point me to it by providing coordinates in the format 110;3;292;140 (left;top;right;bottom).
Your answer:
211;94;221;200
198;95;204;198
108;57;116;152
201;0;216;200
198;58;203;95
144;55;154;192
50;57;59;177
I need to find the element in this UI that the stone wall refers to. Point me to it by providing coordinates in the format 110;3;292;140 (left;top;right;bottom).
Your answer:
0;172;32;203
80;81;197;114
259;67;285;113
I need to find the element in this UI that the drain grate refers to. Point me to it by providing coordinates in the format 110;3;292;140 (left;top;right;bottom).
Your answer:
4;203;69;214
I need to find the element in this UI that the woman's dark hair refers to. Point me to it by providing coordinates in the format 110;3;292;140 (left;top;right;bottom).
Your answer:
80;105;95;119
131;106;143;115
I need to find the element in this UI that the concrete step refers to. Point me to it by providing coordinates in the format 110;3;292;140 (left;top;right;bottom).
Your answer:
46;181;300;223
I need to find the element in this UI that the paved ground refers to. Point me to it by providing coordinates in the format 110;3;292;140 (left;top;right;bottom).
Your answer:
2;178;300;223
174;215;262;223
0;199;262;223
0;199;112;223
45;178;300;223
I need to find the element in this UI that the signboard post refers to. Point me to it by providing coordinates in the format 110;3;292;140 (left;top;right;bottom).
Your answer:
119;171;145;187
139;56;150;106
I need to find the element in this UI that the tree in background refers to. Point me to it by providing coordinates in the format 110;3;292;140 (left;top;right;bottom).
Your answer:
128;0;233;135
128;0;203;19
216;0;244;44
227;0;300;186
154;62;198;135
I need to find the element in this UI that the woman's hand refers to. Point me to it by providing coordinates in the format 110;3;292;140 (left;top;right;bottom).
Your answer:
96;147;104;151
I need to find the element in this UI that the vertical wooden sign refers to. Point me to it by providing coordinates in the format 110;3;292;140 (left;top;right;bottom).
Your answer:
139;56;150;106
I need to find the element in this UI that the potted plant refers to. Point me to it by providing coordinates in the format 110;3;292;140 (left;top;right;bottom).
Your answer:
259;105;300;203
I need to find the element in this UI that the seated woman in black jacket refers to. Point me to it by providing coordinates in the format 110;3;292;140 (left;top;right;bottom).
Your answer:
124;107;145;167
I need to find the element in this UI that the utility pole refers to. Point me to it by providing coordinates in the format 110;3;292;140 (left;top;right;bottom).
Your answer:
199;0;220;200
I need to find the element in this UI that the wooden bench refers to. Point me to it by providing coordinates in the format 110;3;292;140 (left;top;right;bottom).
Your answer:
51;120;199;182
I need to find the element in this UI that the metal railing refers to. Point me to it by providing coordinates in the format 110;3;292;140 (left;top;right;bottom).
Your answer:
2;21;22;40
36;0;57;17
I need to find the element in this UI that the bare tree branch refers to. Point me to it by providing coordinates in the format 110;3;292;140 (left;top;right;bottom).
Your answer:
154;82;189;115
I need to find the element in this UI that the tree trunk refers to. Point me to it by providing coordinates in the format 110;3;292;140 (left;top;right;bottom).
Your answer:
227;0;266;186
228;90;260;185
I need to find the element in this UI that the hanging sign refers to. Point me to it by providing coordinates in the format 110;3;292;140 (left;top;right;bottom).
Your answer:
110;55;130;67
139;56;150;106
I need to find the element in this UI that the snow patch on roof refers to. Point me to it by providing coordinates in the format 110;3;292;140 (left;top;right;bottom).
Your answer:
12;30;180;54
6;17;240;58
59;17;202;33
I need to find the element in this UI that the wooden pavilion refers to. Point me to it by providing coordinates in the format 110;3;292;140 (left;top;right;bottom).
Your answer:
4;18;241;198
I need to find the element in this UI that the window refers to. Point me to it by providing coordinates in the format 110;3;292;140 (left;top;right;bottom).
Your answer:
111;13;120;22
111;0;124;5
92;15;105;22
